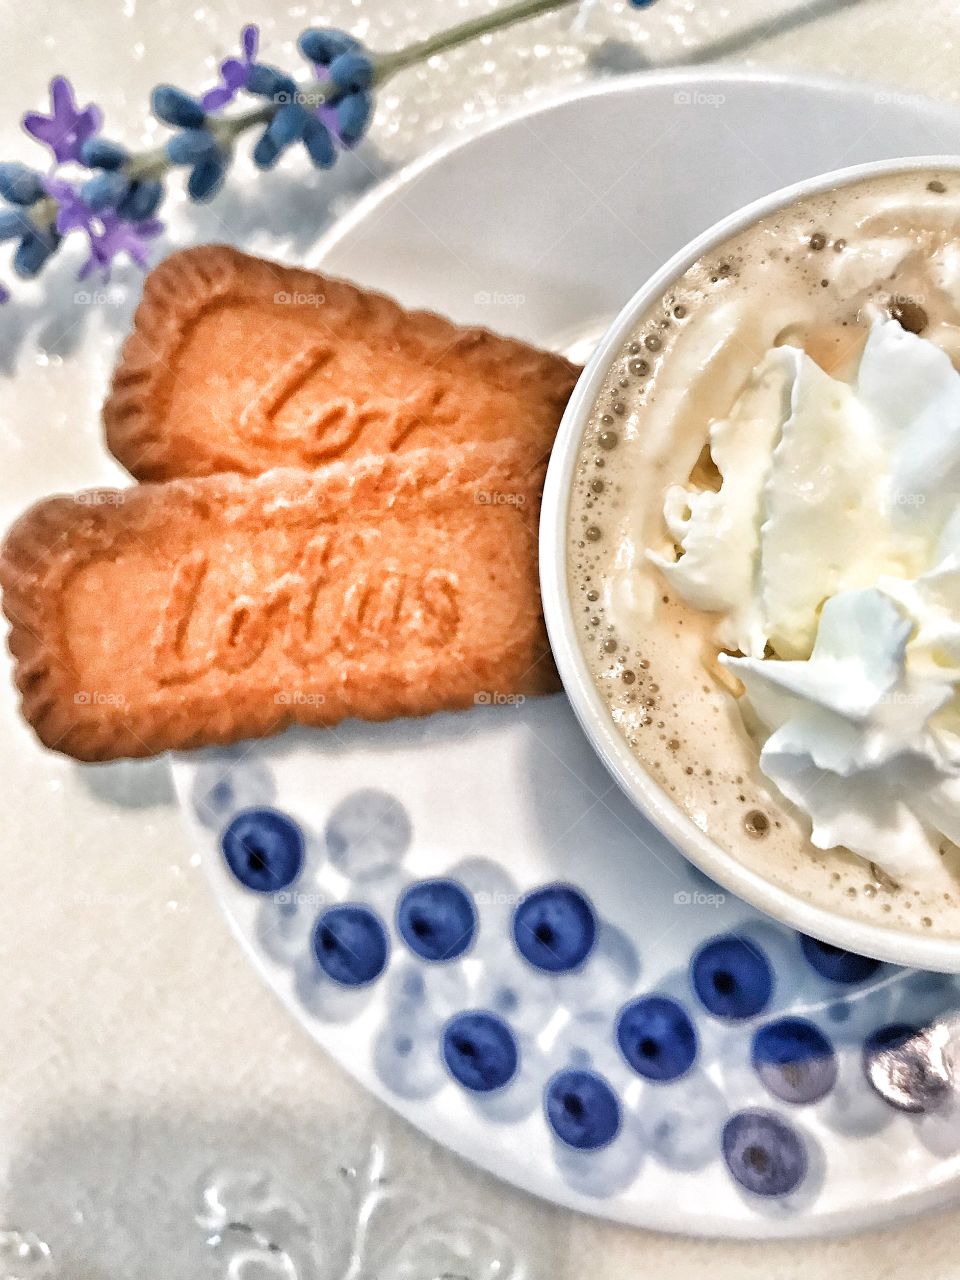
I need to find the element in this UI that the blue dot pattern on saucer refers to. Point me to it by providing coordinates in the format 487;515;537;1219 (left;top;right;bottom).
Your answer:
691;935;773;1019
221;807;304;892
863;1023;921;1058
512;883;597;972
312;904;389;986
798;934;883;984
617;995;698;1082
751;1017;837;1104
210;783;960;1217
722;1110;807;1197
397;878;477;962
545;1069;621;1150
325;787;412;878
442;1011;518;1091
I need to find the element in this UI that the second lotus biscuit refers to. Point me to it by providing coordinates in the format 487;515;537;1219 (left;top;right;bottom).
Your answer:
0;444;559;761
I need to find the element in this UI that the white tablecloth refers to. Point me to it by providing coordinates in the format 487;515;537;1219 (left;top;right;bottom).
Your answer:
2;1;960;1274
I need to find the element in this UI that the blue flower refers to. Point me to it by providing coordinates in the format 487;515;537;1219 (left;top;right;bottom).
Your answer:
151;85;206;129
165;128;220;165
164;128;227;203
22;76;102;164
328;51;374;93
251;131;281;171
245;33;375;167
297;27;362;70
334;92;373;147
246;63;298;104
201;24;260;111
302;117;335;168
0;171;68;288
12;223;61;279
252;102;310;169
187;155;227;202
81;170;132;212
294;32;375;153
116;180;163;221
80;137;128;170
0;209;34;242
0;163;45;206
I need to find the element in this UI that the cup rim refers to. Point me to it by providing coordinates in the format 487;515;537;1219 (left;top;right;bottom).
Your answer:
540;153;960;972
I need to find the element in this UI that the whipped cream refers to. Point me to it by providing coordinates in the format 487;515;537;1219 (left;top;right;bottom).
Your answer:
651;319;960;883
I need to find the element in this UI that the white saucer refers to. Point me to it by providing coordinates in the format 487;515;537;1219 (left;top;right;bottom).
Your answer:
43;68;960;1238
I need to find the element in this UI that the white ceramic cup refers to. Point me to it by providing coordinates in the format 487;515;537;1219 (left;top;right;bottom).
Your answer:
540;154;960;972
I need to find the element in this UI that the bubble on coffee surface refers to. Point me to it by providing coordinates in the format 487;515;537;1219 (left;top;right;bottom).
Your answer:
567;167;960;938
890;299;928;334
744;809;770;839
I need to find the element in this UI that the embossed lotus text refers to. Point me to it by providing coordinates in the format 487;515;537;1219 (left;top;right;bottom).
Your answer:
151;534;461;684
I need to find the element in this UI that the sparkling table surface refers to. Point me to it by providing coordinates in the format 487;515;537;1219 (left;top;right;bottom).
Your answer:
4;1;960;1275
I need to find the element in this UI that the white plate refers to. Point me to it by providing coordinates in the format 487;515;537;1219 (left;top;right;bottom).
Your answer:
40;69;960;1237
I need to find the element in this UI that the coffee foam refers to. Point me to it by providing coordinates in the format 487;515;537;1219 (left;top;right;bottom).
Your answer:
568;168;960;938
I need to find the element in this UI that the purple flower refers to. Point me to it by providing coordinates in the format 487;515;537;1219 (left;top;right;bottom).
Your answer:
78;212;163;281
41;175;96;235
201;24;260;110
315;103;343;145
313;84;345;141
0;282;9;305
23;76;102;165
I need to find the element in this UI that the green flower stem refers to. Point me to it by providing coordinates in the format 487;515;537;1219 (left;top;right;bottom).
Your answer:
124;102;276;182
372;0;580;82
29;196;58;235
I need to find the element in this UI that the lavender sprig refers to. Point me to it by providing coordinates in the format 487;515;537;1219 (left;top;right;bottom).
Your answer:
0;0;657;305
